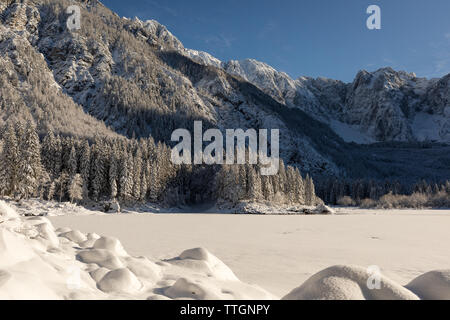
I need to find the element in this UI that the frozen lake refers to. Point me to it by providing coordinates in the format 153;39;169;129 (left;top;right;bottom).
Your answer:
50;209;450;297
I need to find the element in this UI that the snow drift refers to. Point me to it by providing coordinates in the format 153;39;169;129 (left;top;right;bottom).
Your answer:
0;201;274;300
0;201;449;300
282;265;419;300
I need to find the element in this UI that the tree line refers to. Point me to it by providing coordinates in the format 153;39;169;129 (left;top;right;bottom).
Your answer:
0;121;318;208
316;177;450;208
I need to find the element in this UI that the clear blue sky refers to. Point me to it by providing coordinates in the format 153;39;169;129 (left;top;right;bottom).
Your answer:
101;0;450;82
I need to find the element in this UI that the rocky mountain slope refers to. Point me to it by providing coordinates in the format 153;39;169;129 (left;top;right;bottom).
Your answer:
187;53;450;144
0;0;449;182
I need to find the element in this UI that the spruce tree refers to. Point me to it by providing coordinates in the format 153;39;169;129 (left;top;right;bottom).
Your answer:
68;174;83;203
0;123;20;196
79;140;91;199
248;166;262;201
18;122;43;198
68;146;78;177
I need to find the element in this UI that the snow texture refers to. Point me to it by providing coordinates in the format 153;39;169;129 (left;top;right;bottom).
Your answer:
1;201;450;300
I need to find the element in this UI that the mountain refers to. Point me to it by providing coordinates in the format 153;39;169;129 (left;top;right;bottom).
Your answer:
0;0;449;184
187;53;450;144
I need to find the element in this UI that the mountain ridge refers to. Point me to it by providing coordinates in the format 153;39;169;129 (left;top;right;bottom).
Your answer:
0;0;449;183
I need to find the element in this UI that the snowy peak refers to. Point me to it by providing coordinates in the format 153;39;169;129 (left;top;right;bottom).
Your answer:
184;49;223;69
124;18;184;51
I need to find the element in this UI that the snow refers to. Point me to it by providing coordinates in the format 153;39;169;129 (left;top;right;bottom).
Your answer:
412;112;450;142
329;120;376;144
283;265;419;300
1;200;450;299
185;49;223;69
406;270;450;300
49;207;450;298
0;201;274;300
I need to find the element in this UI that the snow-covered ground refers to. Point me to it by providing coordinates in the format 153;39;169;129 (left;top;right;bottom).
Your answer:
49;207;450;298
1;200;450;300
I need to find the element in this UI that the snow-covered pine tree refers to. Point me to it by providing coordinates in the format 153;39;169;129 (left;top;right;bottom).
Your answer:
262;175;274;201
47;181;55;201
18;121;43;199
285;166;296;204
42;130;56;178
0;123;20;196
227;166;240;204
68;145;78;177
79;140;91;199
53;135;63;179
108;146;119;199
238;165;247;200
294;168;305;205
68;174;83;203
132;149;142;200
148;159;160;203
278;161;287;194
248;166;262;201
305;174;316;206
121;151;134;201
139;161;148;201
91;139;107;201
56;172;69;202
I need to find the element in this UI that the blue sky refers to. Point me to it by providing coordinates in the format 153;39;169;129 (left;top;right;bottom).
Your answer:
101;0;450;82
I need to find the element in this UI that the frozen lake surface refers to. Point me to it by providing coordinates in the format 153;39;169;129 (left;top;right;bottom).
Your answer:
50;209;450;297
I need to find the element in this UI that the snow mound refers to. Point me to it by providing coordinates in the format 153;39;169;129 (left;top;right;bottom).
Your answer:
77;249;125;270
406;270;450;300
0;201;275;299
0;200;18;219
0;229;36;268
283;265;419;300
124;256;161;281
164;277;221;300
93;236;128;256
60;230;87;244
170;248;238;281
1;201;449;300
97;268;142;294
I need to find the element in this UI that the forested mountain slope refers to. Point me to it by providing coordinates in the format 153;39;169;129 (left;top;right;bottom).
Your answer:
0;0;449;185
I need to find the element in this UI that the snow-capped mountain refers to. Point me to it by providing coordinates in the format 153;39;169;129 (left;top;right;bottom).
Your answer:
186;52;450;144
0;0;449;182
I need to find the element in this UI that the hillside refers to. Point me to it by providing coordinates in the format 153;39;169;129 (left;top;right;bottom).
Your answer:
0;0;449;184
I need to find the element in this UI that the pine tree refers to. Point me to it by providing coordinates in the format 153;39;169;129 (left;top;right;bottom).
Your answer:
42;130;56;177
148;159;160;203
139;162;148;201
56;172;69;202
305;174;316;206
286;166;296;204
53;135;63;179
91;140;107;201
109;146;118;199
68;145;78;177
68;174;83;203
119;151;134;201
238;165;247;200
18;122;43;199
262;175;274;201
47;181;55;201
294;168;305;205
132;150;142;200
0;123;20;196
248;166;262;201
79;140;91;200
